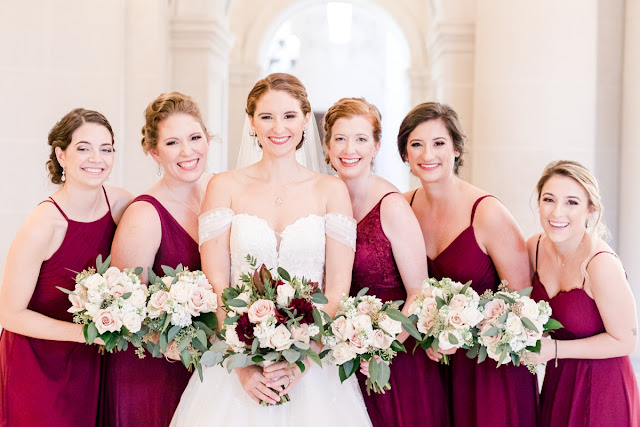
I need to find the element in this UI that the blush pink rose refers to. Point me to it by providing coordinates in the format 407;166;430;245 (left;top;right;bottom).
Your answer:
248;299;275;324
68;294;86;313
348;330;368;354
187;287;207;316
479;322;501;346
110;284;125;299
449;294;468;312
483;299;507;320
331;316;354;341
148;290;169;318
94;308;122;334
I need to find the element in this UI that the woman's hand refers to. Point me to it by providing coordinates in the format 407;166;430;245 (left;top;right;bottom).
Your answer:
359;355;388;377
526;336;556;365
425;346;457;362
263;359;310;397
235;365;281;405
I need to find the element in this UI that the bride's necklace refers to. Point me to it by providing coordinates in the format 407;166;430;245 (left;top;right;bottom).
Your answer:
258;165;296;206
162;176;203;216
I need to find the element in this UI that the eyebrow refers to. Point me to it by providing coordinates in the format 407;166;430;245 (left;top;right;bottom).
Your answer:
257;111;298;115
542;192;581;201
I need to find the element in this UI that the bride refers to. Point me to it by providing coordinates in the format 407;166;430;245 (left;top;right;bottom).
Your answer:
171;73;372;426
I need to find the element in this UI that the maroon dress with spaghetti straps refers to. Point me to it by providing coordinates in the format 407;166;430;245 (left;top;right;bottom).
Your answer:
0;188;116;427
351;193;450;427
102;195;199;427
411;192;538;427
530;236;640;426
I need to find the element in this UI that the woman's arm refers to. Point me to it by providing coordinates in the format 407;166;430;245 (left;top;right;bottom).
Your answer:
380;192;428;343
0;205;85;342
474;197;531;290
532;252;637;364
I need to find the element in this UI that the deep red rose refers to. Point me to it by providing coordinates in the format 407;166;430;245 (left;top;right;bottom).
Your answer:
235;313;255;346
289;298;314;324
275;308;288;325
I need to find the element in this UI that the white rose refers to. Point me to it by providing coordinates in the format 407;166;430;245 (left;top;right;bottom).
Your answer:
351;315;373;332
524;321;543;346
331;316;354;341
505;313;524;336
438;330;461;351
486;345;509;365
449;294;468;312
378;313;403;336
417;312;436;334
169;282;192;304
371;329;394;349
84;273;107;292
128;289;147;308
460;307;483;327
225;325;246;351
68;294;86;313
291;323;311;344
103;266;122;287
233;291;251;314
331;342;357;365
85;302;100;318
407;300;421;316
195;275;213;290
519;298;540;320
270;324;293;351
122;312;143;333
276;282;295;307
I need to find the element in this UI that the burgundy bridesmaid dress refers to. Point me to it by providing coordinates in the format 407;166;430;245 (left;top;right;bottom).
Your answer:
530;236;640;427
102;195;200;427
351;192;450;427
0;188;116;427
411;193;539;427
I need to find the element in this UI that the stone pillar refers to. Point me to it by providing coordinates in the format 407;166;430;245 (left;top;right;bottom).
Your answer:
169;0;235;173
619;0;640;361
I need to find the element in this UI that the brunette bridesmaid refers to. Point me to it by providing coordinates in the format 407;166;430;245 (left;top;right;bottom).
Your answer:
528;160;640;426
0;109;132;426
324;98;450;426
398;102;538;426
102;92;211;426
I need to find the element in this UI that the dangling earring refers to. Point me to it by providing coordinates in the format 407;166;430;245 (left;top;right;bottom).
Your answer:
249;129;261;148
302;128;307;145
61;168;66;182
585;214;595;234
157;163;163;176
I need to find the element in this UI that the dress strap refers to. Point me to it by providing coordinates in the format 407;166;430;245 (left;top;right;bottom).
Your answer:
582;251;621;287
409;188;419;206
325;213;357;251
379;191;399;205
102;186;112;211
535;234;542;273
41;197;69;221
470;195;496;226
198;208;234;247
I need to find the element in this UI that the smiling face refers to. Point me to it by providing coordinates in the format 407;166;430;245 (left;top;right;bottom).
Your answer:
327;115;379;179
150;112;209;183
55;122;114;187
405;119;460;183
250;90;310;157
538;174;595;244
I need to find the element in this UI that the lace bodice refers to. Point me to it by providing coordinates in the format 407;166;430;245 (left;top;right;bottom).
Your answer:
199;209;356;287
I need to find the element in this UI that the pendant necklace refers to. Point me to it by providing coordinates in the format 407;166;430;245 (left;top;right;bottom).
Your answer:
258;164;296;206
162;176;203;215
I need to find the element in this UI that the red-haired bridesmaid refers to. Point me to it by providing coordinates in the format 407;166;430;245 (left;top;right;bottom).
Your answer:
0;109;132;426
529;160;640;426
398;102;538;427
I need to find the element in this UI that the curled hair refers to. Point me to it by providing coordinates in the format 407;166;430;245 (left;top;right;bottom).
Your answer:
397;102;466;174
141;92;207;154
536;160;608;281
246;73;310;150
47;108;114;185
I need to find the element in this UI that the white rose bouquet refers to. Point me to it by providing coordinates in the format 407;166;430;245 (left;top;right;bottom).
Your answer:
142;265;218;380
58;255;148;353
206;255;327;405
320;288;414;395
470;281;562;373
408;277;483;365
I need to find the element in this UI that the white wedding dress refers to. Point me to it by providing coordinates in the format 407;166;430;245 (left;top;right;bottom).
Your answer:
170;209;372;426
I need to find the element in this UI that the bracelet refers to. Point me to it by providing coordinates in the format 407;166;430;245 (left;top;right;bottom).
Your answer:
554;339;558;368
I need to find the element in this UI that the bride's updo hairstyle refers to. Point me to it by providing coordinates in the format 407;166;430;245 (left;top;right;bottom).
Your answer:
141;92;207;154
535;160;608;280
245;73;311;150
397;102;466;175
322;97;382;167
47;108;114;185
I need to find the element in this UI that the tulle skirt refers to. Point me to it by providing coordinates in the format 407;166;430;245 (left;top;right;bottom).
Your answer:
171;363;372;426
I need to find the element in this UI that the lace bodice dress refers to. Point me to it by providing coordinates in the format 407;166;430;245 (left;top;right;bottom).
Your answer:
171;209;371;427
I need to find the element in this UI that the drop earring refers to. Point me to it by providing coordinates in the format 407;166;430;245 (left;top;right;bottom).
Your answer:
157;163;163;177
585;214;595;234
61;168;66;182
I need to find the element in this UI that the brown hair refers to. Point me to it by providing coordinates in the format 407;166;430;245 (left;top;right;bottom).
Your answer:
322;97;382;166
536;160;608;280
397;102;466;174
141;92;207;153
246;73;311;150
47;108;114;185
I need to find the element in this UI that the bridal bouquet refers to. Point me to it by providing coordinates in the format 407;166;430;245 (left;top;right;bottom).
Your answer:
408;277;483;365
58;255;149;352
143;265;218;380
469;282;562;373
320;288;412;395
209;255;326;405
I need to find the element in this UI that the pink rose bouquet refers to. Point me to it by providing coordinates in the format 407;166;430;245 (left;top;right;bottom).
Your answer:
58;255;148;353
143;265;218;380
470;281;562;373
408;277;483;365
208;255;327;405
320;288;413;395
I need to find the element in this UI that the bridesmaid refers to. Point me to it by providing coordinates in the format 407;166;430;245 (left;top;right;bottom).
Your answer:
0;109;132;426
323;97;450;426
528;160;640;426
102;92;211;426
398;102;538;426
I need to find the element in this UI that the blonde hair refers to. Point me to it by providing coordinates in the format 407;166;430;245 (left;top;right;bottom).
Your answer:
536;160;609;281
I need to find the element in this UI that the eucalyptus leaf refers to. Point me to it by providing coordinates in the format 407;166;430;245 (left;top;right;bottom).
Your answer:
517;287;533;297
87;322;99;344
161;265;176;277
448;333;459;345
178;336;191;352
520;317;539;333
121;292;132;300
227;298;248;308
478;346;488;364
377;360;391;387
193;321;213;336
293;340;310;350
483;326;499;337
306;348;322;367
544;318;563;331
134;266;143;276
159;332;168;352
283;348;300;363
296;360;306;374
226;353;249;372
311;292;328;305
277;267;291;282
356;287;369;298
56;286;75;295
385;308;410;323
